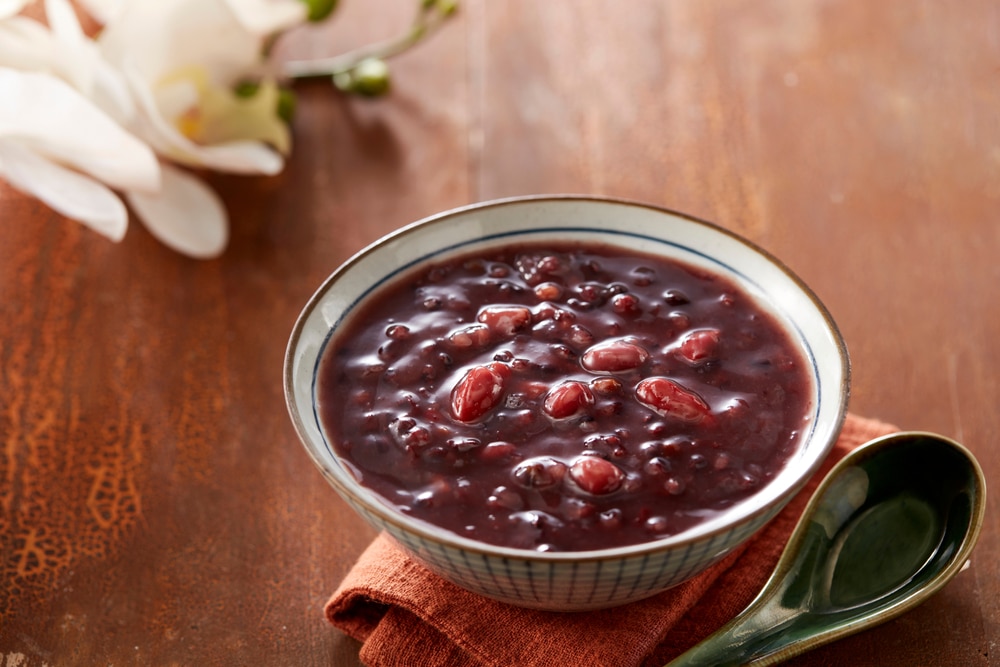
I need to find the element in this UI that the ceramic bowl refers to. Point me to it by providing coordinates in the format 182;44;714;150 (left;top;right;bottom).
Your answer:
284;196;850;611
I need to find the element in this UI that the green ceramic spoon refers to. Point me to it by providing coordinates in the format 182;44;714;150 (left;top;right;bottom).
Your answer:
667;431;986;667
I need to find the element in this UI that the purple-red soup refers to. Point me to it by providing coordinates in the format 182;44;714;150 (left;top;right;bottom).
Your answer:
317;241;812;552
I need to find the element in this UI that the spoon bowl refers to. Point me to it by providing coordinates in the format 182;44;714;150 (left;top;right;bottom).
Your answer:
667;431;986;666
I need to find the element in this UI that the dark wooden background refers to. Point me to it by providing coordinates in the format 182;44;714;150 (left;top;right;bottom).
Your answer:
1;1;997;664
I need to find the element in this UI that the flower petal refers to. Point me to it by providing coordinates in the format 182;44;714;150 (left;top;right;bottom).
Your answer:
0;138;128;241
45;0;84;44
0;12;135;123
0;68;159;192
221;0;306;36
74;0;124;24
0;0;30;21
85;54;136;124
0;17;56;73
46;0;135;122
126;161;228;258
99;0;269;86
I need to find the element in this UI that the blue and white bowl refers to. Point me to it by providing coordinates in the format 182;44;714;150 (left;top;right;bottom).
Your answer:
284;196;850;611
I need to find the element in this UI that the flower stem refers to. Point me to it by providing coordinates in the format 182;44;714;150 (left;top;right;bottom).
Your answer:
283;0;456;80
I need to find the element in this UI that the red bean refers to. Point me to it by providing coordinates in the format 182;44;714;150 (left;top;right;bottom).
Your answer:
569;457;623;495
446;323;492;349
590;377;623;395
534;282;563;301
386;324;411;340
512;457;566;489
663;477;685;495
562;497;597;521
581;339;649;373
677;328;721;363
450;365;507;423
477;305;532;336
663;288;690;306
480;441;517;462
487;485;524;510
565;324;595;348
635;377;711;422
611;293;641;316
543;380;595;419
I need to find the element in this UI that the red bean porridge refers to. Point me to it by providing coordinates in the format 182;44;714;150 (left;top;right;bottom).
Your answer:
317;242;812;551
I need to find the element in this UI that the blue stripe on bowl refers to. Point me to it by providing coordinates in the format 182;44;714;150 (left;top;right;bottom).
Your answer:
607;557;627;604
567;559;580;605
479;551;508;599
624;552;652;599
586;559;604;605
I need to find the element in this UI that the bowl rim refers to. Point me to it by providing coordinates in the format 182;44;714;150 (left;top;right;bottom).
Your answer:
284;194;852;561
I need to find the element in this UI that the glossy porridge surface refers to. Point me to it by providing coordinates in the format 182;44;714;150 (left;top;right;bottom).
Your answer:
317;241;812;551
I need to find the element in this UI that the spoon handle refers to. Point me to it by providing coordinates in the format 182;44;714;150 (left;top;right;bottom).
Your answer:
663;591;804;666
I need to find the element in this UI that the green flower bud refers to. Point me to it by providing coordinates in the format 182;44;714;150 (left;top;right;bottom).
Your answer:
299;0;338;22
234;81;260;98
233;81;296;123
334;58;391;97
277;88;297;123
436;0;458;16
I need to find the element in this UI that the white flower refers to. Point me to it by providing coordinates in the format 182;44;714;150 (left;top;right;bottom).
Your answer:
1;0;306;258
0;0;29;19
1;0;457;258
97;0;306;257
98;0;302;173
0;0;134;121
0;68;159;241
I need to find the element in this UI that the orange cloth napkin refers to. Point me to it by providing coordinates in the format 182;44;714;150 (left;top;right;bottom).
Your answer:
326;414;896;667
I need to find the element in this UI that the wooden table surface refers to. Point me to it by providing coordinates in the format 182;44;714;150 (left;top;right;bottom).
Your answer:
2;1;998;664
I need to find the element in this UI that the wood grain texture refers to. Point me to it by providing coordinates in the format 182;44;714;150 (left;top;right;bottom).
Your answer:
1;0;997;665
